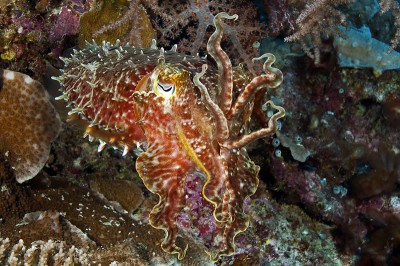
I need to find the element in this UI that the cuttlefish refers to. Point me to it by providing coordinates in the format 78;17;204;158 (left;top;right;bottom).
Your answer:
56;12;285;260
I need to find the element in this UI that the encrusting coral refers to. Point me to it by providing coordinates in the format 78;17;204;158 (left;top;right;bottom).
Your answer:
0;70;61;183
89;178;144;215
78;0;156;48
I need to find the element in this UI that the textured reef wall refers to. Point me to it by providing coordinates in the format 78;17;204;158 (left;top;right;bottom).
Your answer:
1;0;400;265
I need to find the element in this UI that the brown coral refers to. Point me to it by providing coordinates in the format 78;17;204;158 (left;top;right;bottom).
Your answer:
0;238;90;265
78;0;156;48
89;178;144;215
0;69;60;183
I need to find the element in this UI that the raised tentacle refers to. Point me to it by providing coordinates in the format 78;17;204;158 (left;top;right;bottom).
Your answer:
226;53;283;120
224;101;285;149
208;148;260;261
193;64;229;142
207;12;238;115
193;66;231;224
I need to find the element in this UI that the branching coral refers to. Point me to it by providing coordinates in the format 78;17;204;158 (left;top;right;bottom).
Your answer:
284;0;353;64
275;0;400;63
0;70;61;183
80;0;264;74
153;0;264;75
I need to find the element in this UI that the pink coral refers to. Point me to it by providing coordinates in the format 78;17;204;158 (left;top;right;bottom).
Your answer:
177;172;219;242
154;0;265;75
48;6;80;46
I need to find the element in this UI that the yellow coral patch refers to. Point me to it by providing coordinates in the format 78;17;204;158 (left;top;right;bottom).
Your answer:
78;0;156;48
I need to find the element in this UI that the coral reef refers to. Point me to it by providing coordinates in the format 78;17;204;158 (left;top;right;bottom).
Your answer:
153;0;265;75
0;0;90;78
0;168;211;265
262;53;400;264
262;0;400;64
0;70;60;183
0;0;400;265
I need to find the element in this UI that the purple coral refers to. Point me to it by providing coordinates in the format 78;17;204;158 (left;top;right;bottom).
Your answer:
177;173;220;244
48;6;80;49
0;0;89;76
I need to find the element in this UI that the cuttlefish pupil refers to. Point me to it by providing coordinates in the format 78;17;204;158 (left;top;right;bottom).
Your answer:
158;83;175;92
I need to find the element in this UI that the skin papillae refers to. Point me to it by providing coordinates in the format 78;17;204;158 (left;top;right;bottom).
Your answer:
58;12;285;261
133;13;284;260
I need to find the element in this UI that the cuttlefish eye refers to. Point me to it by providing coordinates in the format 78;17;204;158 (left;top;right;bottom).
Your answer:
155;82;176;98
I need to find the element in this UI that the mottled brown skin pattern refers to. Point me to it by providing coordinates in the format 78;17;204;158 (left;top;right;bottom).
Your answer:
132;64;224;256
132;63;264;260
133;68;196;258
59;13;285;261
131;23;283;260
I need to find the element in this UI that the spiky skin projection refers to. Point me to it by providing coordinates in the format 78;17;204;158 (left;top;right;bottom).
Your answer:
57;12;285;261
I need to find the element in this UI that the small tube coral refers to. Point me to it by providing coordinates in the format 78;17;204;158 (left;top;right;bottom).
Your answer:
0;70;61;183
